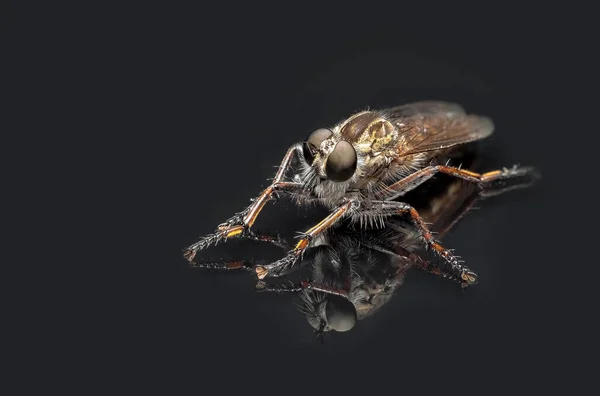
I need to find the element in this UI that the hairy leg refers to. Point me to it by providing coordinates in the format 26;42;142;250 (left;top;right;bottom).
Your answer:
254;200;356;279
183;144;310;262
383;164;539;201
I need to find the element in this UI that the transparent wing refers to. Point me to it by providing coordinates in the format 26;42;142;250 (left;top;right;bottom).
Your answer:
384;101;494;156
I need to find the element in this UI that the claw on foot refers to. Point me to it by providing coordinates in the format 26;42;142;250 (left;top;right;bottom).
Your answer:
255;280;267;290
479;165;541;195
461;271;478;285
183;249;197;263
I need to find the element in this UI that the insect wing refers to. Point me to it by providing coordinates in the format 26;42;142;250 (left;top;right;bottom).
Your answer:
385;101;495;156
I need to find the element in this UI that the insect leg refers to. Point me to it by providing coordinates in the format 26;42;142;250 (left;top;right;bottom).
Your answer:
363;240;471;288
395;246;473;288
372;200;478;286
183;144;305;262
383;164;539;201
254;200;355;279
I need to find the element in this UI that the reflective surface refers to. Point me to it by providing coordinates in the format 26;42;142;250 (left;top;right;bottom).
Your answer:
150;47;551;388
22;2;577;392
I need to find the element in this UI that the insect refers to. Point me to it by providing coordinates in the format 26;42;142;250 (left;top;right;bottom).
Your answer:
184;101;539;285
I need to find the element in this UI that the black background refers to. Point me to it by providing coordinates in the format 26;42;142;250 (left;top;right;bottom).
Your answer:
5;1;592;394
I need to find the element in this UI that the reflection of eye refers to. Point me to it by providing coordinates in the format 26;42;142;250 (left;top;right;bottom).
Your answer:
303;128;333;164
324;295;357;332
325;141;357;182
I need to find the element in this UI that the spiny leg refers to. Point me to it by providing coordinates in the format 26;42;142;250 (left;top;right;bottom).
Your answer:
254;200;355;279
395;245;474;288
421;165;540;237
373;200;478;286
184;216;295;263
392;164;539;240
183;144;306;262
362;240;472;288
383;164;540;201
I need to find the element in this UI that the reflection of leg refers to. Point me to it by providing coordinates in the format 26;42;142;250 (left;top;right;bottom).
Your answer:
383;164;539;201
255;200;355;279
189;259;254;272
183;145;305;262
372;200;478;286
187;227;292;272
363;241;472;288
236;228;290;250
256;280;349;297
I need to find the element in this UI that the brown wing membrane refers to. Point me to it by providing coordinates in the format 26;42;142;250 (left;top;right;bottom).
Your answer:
384;101;494;156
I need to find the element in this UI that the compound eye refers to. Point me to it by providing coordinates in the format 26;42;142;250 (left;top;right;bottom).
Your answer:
324;295;357;332
303;128;333;164
325;141;357;182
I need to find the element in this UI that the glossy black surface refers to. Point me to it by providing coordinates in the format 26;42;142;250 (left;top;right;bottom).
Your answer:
8;1;586;393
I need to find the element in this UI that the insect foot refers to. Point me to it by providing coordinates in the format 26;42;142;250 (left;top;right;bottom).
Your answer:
182;225;246;263
479;165;540;195
255;251;302;280
460;268;479;288
255;266;269;279
182;207;256;262
182;248;197;263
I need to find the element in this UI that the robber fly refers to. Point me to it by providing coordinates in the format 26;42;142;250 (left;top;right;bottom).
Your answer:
184;101;539;286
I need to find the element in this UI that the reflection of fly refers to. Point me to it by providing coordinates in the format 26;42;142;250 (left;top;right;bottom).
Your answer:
184;101;539;285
